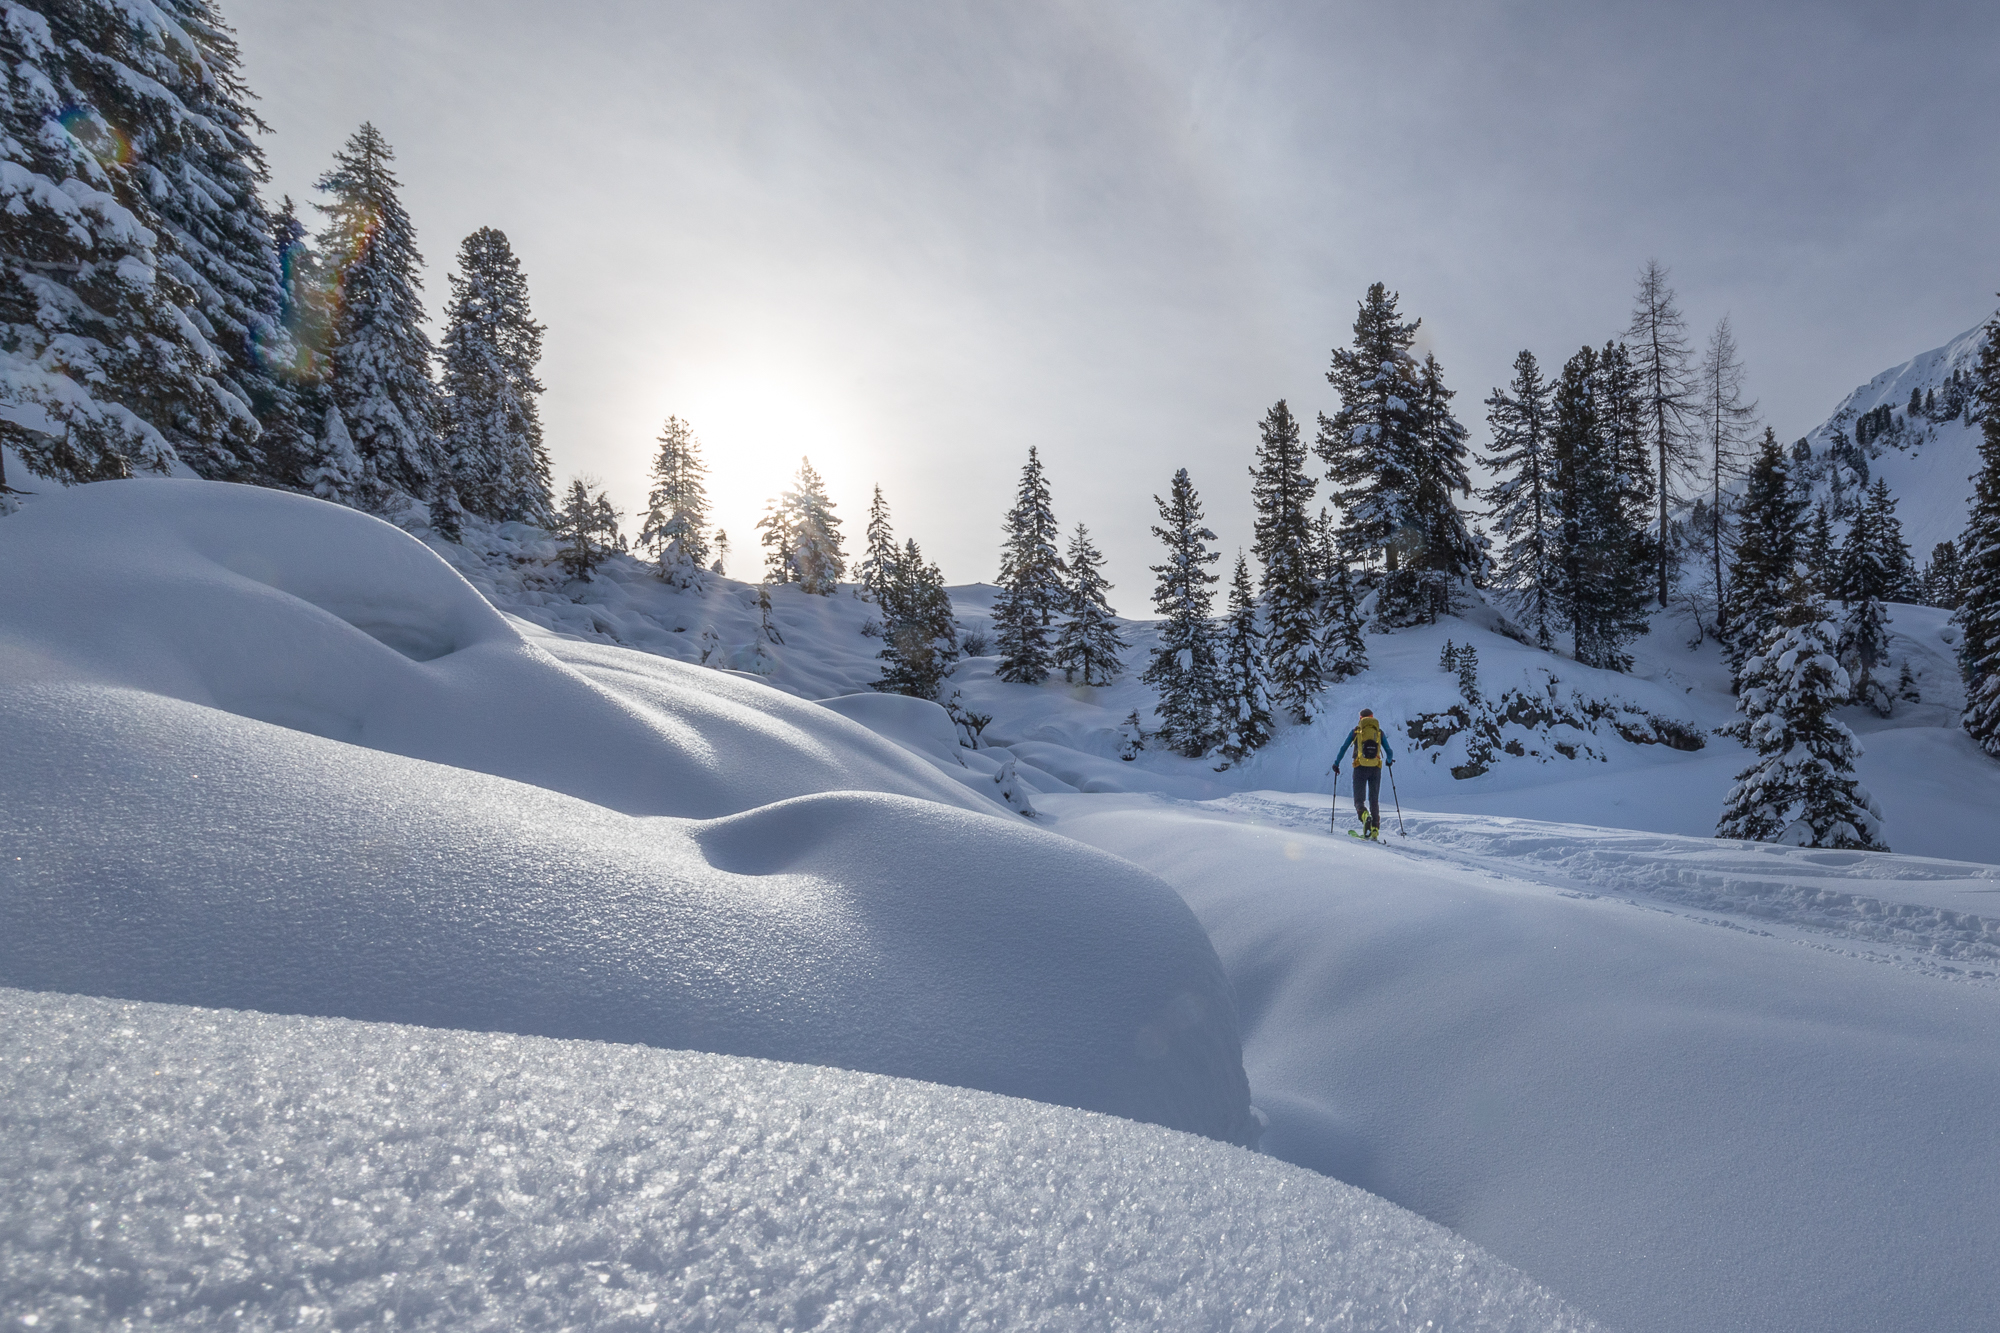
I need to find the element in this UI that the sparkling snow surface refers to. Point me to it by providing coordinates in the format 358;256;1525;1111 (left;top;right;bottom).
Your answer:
0;481;1254;1145
0;989;1599;1333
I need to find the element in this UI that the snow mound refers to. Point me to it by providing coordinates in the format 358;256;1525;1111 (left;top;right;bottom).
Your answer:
0;989;1601;1333
0;481;1255;1144
0;478;991;819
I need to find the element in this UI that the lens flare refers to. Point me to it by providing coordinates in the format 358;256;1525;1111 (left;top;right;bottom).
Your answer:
57;106;134;169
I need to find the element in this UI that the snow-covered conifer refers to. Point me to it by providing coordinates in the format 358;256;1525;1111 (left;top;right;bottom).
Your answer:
314;124;440;502
859;486;897;602
148;0;305;480
1718;580;1887;850
1140;468;1222;756
440;228;548;524
302;405;361;504
1317;284;1423;580
1;0;257;484
1403;350;1484;623
711;529;730;577
1725;429;1808;684
1250;400;1323;718
1215;553;1275;765
1322;562;1369;680
1598;340;1656;565
1625;261;1699;606
874;538;959;700
993;446;1065;683
553;478;621;580
758;457;845;593
1804;503;1836;596
1960;310;2000;758
1455;642;1481;707
1317;286;1477;625
637;416;709;585
1053;523;1127;686
1551;345;1650;670
1921;540;1963;610
1837;478;1914;605
1480;350;1559;647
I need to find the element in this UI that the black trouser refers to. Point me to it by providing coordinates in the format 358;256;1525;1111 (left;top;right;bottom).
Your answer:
1352;766;1381;827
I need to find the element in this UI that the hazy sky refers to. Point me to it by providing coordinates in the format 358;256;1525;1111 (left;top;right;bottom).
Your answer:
229;0;1999;602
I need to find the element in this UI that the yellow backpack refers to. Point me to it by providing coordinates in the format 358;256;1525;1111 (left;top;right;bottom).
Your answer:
1354;716;1383;767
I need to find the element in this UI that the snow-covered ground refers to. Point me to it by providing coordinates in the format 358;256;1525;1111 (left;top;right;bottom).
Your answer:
0;988;1598;1332
7;444;2000;1331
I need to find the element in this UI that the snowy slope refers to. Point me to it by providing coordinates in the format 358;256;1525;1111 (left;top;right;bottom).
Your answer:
0;988;1599;1333
0;480;1257;1146
1797;320;1988;560
1042;792;2000;1333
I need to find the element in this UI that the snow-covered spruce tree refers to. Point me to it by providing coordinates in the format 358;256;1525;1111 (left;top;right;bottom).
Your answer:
993;446;1065;683
1550;345;1650;670
1921;540;1963;610
1216;553;1275;765
1455;641;1481;707
141;0;302;481
859;485;897;602
1725;429;1808;684
1840;478;1915;604
874;537;960;700
1480;349;1559;648
1835;478;1912;716
1317;284;1423;593
440;227;548;526
1803;502;1836;597
1625;260;1700;606
1403;351;1484;622
710;529;728;576
637;416;710;585
1249;399;1323;719
1960;307;2000;758
1717;579;1886;850
1598;340;1656;573
1322;561;1369;679
758;457;845;593
0;0;257;485
756;495;796;584
314;123;440;504
553;478;621;580
1697;317;1757;623
1140;468;1223;757
1053;523;1127;686
1318;287;1480;625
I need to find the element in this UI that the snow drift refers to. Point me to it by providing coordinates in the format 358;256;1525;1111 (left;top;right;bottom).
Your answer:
0;480;1255;1144
0;988;1599;1332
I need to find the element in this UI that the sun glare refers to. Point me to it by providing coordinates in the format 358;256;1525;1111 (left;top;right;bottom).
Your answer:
659;361;871;557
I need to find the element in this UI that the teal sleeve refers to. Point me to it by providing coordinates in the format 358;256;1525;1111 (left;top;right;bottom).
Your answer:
1384;735;1396;764
1332;730;1354;766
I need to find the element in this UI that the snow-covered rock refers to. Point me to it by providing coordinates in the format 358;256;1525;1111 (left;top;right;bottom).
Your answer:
0;988;1599;1332
0;480;1256;1145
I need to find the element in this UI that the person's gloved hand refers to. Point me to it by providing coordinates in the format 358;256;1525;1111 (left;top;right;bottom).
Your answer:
1332;766;1341;778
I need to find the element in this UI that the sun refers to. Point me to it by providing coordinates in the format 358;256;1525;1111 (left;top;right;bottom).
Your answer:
653;359;873;566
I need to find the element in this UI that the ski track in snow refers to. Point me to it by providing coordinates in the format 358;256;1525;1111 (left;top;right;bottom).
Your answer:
1209;793;2000;978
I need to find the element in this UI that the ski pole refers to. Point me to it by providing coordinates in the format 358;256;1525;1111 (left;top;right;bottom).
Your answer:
1388;762;1404;837
1328;766;1340;834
